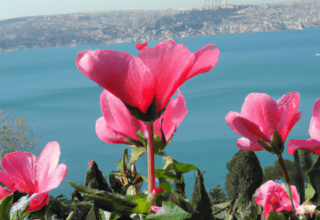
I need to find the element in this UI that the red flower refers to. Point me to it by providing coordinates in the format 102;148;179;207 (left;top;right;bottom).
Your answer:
95;89;187;145
0;142;68;211
136;42;147;51
287;99;320;155
225;92;301;151
255;180;301;219
76;39;219;120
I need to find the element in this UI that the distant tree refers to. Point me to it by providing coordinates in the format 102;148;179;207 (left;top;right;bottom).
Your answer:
0;109;38;171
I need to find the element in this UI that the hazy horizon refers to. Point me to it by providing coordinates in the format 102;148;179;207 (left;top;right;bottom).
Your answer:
1;0;300;21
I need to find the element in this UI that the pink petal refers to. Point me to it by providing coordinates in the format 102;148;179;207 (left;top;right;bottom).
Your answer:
36;142;60;188
138;40;195;113
0;185;12;200
312;99;320;118
0;170;16;192
309;99;320;140
1;152;37;194
277;92;300;141
255;180;278;207
284;112;302;142
186;44;220;80
38;163;67;192
34;142;68;193
76;49;154;113
99;90;146;140
95;117;132;144
27;192;49;211
150;205;162;213
255;180;299;218
240;93;279;137
290;185;301;209
226;112;270;144
154;89;187;142
236;138;264;151
287;139;320;155
136;42;147;51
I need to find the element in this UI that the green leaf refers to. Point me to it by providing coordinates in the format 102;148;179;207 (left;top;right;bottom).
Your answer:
144;200;192;220
172;163;198;174
154;168;183;183
85;201;101;220
99;209;107;220
139;174;148;182
266;211;287;220
305;155;320;205
153;138;166;157
109;212;119;220
137;130;147;147
131;146;147;163
127;193;157;215
0;193;13;220
67;181;137;213
117;160;123;172
125;136;142;147
155;159;198;183
159;182;172;194
123;149;130;171
293;150;306;204
131;197;152;214
20;210;38;220
191;169;214;220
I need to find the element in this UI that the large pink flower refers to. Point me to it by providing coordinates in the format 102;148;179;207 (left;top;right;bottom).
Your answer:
76;39;219;115
287;99;320;155
95;89;187;145
225;92;301;151
0;142;67;211
255;180;301;219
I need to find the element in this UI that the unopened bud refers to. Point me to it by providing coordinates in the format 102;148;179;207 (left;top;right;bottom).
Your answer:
131;163;136;174
271;130;284;155
257;138;273;153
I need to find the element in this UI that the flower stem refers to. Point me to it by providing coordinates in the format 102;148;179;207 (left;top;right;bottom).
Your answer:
277;153;295;214
147;123;155;194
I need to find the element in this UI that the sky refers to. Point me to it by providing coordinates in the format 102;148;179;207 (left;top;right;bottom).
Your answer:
1;0;299;21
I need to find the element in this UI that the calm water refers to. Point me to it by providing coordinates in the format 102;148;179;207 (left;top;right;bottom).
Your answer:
0;27;320;201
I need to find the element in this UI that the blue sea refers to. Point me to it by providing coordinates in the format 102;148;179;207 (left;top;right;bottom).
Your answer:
0;27;320;201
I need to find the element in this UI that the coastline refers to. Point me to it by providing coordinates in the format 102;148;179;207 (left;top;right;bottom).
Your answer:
0;0;319;52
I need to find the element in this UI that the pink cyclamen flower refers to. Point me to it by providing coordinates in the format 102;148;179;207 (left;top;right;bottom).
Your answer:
136;42;147;51
96;89;187;145
0;142;67;211
149;205;164;214
225;92;301;151
255;180;301;219
287;99;320;155
76;39;219;115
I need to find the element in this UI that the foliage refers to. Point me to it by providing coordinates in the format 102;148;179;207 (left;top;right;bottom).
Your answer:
0;109;38;188
0;109;38;161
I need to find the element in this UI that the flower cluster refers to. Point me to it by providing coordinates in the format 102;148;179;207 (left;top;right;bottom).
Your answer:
226;92;320;219
2;39;320;219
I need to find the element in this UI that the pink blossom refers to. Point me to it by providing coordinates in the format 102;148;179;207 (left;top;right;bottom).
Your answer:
255;180;301;219
76;39;219;115
0;142;67;211
136;42;147;51
149;205;163;214
96;89;187;145
287;99;320;155
225;92;301;151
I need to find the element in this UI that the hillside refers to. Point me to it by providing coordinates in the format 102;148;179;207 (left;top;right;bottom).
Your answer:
0;0;319;51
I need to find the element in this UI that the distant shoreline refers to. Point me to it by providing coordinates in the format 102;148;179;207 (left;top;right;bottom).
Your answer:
0;0;319;52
